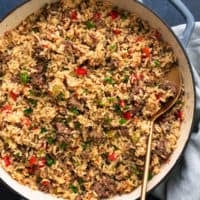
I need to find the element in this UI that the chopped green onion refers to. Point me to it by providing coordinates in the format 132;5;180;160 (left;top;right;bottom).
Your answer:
104;117;112;124
119;118;127;125
56;92;65;101
148;172;153;180
132;165;142;176
74;121;81;130
82;141;91;150
46;155;55;167
123;75;129;83
84;21;95;29
65;36;70;40
32;27;39;33
69;184;78;193
104;77;115;85
154;59;160;66
107;97;115;103
176;99;182;105
113;104;121;114
23;107;33;116
20;72;30;84
77;178;84;185
82;88;89;94
69;107;79;115
40;127;47;133
109;44;116;51
47;137;55;144
60;142;67;150
27;98;37;107
121;12;128;20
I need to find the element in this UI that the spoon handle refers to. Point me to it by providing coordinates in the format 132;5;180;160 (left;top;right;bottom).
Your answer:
140;120;154;200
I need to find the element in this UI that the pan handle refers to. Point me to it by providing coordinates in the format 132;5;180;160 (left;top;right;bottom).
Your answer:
169;0;195;47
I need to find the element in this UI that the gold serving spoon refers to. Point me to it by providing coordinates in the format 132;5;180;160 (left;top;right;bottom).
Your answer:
140;66;182;200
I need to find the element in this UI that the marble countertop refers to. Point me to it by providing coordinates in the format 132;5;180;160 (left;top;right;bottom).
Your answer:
0;0;199;199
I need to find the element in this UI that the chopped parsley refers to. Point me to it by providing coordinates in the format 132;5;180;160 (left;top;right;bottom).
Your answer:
47;137;55;144
119;118;127;125
69;107;79;115
20;71;30;84
69;184;78;193
104;77;115;85
60;142;67;150
46;155;55;167
82;141;91;150
109;44;116;51
40;127;47;133
85;21;95;29
74;121;81;130
113;104;121;114
123;75;129;83
27;98;37;107
23;107;33;116
154;59;160;67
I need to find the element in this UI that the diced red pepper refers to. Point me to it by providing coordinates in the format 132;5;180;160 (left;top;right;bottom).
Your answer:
119;100;126;108
93;12;101;20
155;92;163;100
130;73;143;83
42;44;49;49
21;117;31;127
75;67;87;76
29;155;37;166
123;111;132;120
71;10;77;20
27;166;36;175
108;152;117;161
38;158;46;168
136;36;143;42
109;10;119;20
142;47;151;58
154;30;161;40
2;155;11;167
10;91;19;101
41;180;50;186
1;104;12;113
113;29;121;35
176;110;183;121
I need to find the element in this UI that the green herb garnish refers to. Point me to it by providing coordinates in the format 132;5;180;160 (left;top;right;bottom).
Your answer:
74;121;81;130
154;59;160;66
119;118;127;125
23;107;33;116
32;27;39;33
104;77;115;85
46;155;55;167
109;44;116;51
104;117;112;124
40;127;47;133
123;75;129;83
148;172;153;180
69;184;78;193
20;72;30;84
113;104;121;114
85;21;95;29
47;137;55;144
82;141;91;150
56;92;65;101
27;98;38;107
60;142;67;150
69;107;79;115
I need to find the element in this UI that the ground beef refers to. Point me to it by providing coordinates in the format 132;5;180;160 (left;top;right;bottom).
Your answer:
92;176;116;198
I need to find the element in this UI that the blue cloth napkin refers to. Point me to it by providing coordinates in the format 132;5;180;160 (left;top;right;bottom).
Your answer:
152;23;200;200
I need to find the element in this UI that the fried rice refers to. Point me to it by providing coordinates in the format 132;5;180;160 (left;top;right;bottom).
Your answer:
0;0;184;199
